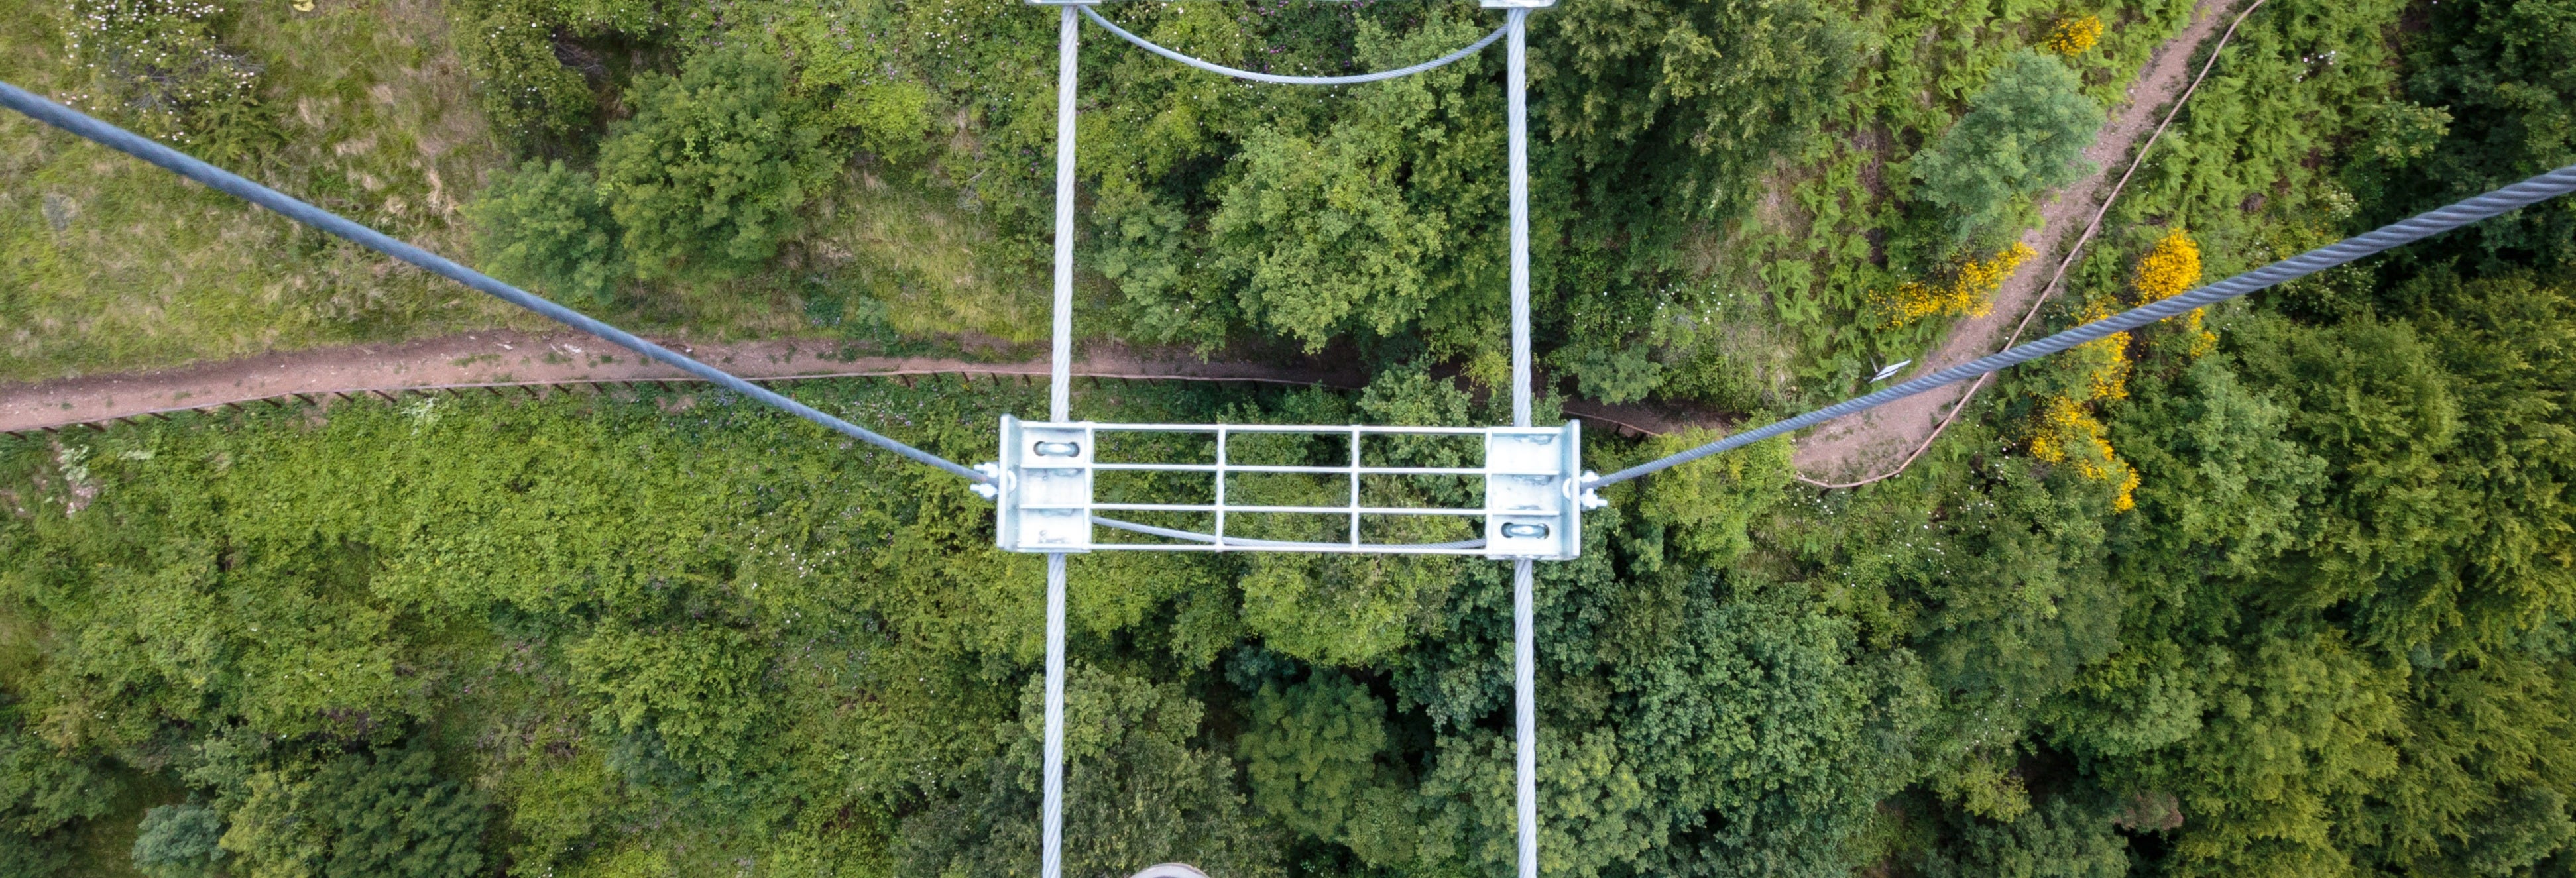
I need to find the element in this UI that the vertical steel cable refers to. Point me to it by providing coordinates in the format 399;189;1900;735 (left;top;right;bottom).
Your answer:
1051;5;1079;424
1513;558;1538;878
1505;7;1533;430
1042;552;1069;878
1505;11;1539;878
1042;10;1079;878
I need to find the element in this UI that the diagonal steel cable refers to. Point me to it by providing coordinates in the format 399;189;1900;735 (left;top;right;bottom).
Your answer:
1799;0;2270;490
0;80;991;485
1589;163;2576;490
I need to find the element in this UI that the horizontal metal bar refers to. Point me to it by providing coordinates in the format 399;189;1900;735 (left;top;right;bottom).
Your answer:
1088;463;1508;476
1057;503;1489;516
1090;514;1490;551
1044;423;1513;436
1087;543;1496;555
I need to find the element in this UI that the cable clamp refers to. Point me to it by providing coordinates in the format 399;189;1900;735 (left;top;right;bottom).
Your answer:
971;462;1004;500
1574;470;1607;510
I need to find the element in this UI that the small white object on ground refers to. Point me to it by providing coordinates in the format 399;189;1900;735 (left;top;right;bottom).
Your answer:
1130;866;1209;878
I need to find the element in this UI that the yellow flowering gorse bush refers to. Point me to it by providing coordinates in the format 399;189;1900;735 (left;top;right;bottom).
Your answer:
1876;241;2036;327
2134;227;2213;355
2027;229;2205;512
2043;15;2102;55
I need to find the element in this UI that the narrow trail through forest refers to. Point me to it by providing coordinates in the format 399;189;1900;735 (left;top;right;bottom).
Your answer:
1791;0;2243;482
0;331;1700;438
7;0;2247;465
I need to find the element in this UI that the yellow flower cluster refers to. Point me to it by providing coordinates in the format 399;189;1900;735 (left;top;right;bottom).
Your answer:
2134;227;2215;356
2043;15;2103;55
2022;231;2207;513
2070;299;2133;402
1876;242;2036;327
2030;397;2141;510
2133;228;2201;301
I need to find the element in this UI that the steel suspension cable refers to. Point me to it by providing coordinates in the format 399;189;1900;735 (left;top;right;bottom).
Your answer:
1041;9;1079;878
0;81;990;485
1501;9;1539;878
1079;5;1506;86
1040;551;1069;878
1589;162;2576;490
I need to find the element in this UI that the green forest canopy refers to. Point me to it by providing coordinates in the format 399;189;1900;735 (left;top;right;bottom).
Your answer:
3;0;2576;875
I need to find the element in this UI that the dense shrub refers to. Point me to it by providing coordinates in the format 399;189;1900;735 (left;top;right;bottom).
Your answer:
1910;49;2103;248
131;804;227;878
597;42;827;280
467;158;623;305
446;0;668;147
0;698;118;877
213;743;489;878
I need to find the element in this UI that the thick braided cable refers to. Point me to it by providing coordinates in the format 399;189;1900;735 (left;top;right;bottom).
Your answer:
1589;163;2576;490
1039;11;1077;878
1040;552;1069;878
0;80;992;484
1080;5;1505;85
1501;12;1539;878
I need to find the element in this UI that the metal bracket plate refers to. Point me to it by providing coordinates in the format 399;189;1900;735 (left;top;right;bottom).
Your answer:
996;417;1096;551
988;417;1587;559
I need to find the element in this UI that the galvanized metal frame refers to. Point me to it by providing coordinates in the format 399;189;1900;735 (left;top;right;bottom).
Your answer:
1006;3;1560;877
994;417;1587;559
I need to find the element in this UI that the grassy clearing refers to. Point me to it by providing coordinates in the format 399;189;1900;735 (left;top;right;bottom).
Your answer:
0;0;535;383
0;0;1042;384
807;166;1048;344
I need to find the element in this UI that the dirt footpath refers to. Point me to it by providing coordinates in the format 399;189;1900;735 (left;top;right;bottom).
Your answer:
0;331;1700;438
1790;0;2244;480
0;331;1341;431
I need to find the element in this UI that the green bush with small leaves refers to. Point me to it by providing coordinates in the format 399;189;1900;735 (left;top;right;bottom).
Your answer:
1909;48;2104;248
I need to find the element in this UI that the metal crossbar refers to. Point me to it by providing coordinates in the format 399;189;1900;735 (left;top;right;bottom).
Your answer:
990;419;1591;557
